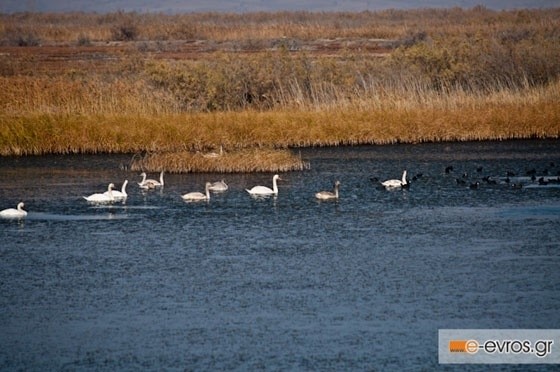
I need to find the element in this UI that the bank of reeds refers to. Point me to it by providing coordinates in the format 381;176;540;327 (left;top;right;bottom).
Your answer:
1;81;558;157
130;148;309;173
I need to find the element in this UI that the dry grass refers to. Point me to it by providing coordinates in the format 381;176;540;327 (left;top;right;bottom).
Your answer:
2;8;559;44
130;148;309;173
1;80;558;157
1;8;559;172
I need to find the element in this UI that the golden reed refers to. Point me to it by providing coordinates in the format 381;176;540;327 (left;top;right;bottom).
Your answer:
129;148;309;173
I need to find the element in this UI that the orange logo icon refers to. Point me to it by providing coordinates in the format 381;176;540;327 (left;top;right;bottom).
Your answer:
449;340;479;354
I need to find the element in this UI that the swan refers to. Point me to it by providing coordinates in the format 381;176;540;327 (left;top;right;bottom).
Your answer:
138;171;164;189
182;182;211;201
315;180;340;200
381;170;408;189
84;183;115;203
203;145;224;158
105;180;128;200
246;174;281;196
0;202;27;218
208;179;228;192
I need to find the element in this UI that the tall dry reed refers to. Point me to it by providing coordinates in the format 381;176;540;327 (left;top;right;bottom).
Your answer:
1;80;558;157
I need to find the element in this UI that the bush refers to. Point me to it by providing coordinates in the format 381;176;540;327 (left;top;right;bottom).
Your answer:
77;34;92;46
112;22;138;41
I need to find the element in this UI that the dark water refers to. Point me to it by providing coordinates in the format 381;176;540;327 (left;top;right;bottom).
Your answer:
1;140;559;371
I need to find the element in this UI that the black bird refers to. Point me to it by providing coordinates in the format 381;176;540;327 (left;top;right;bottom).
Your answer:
476;166;483;173
445;166;454;174
482;176;497;185
412;173;423;181
456;178;466;185
506;171;516;177
526;168;537;176
469;182;480;189
538;177;548;185
511;183;523;189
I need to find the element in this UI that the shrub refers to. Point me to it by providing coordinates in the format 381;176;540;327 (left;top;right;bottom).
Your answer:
112;22;138;41
77;34;92;46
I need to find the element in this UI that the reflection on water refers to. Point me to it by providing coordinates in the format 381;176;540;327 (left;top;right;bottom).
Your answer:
26;212;133;221
1;140;560;370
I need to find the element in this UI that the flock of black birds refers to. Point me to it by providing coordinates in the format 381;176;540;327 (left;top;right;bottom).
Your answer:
370;162;560;190
448;162;560;190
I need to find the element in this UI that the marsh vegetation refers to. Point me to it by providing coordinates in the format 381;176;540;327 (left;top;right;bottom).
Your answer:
1;7;559;171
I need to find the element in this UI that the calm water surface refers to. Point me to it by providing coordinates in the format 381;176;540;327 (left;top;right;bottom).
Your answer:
1;140;560;371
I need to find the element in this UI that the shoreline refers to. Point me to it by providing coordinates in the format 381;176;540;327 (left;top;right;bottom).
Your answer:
1;119;557;173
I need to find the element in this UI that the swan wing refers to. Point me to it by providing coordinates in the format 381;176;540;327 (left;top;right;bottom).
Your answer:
105;190;126;199
182;192;207;200
0;208;26;218
209;181;228;191
145;179;161;187
246;186;275;195
84;193;113;202
381;179;403;188
315;191;336;200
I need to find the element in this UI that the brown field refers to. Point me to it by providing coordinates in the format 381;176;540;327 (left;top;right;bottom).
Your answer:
1;8;559;172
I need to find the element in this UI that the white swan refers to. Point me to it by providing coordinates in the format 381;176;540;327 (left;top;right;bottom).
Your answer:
381;170;408;189
84;183;115;203
315;180;340;200
208;179;228;192
105;180;128;200
182;182;211;201
138;171;164;189
246;174;282;196
0;202;27;218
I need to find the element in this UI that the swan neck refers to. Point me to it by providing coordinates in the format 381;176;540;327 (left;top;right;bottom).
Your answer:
272;177;278;194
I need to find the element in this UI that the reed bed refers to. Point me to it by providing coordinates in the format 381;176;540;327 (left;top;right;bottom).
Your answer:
130;148;309;173
1;86;558;157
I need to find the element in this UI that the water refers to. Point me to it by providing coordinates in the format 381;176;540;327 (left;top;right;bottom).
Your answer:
1;140;559;371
